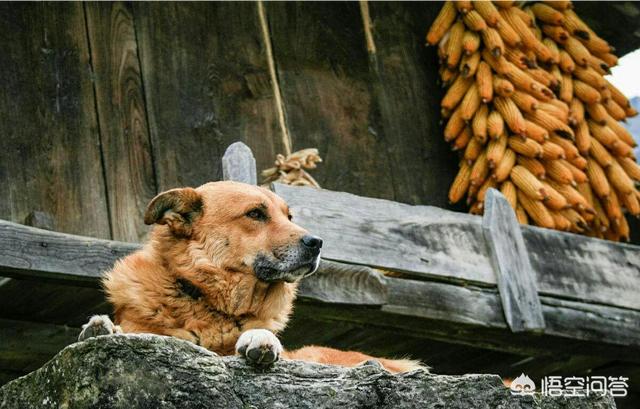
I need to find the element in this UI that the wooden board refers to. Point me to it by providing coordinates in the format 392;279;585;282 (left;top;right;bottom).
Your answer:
482;189;545;332
274;183;640;311
0;3;110;239
133;2;285;190
367;2;458;207
264;1;396;201
85;2;157;243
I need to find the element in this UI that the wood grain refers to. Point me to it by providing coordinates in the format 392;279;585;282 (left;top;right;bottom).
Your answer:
274;183;640;311
264;2;396;200
482;189;545;332
0;3;110;239
133;2;285;190
85;2;157;243
367;2;459;206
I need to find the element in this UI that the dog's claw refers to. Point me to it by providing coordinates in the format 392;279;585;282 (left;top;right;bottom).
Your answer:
235;329;282;368
78;315;122;342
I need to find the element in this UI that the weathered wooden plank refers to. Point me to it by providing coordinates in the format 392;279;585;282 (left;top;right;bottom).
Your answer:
275;183;640;311
133;2;285;190
85;2;157;243
221;142;257;185
0;3;110;239
523;227;640;311
264;1;396;200
482;189;545;332
366;2;458;206
0;219;137;284
274;183;496;284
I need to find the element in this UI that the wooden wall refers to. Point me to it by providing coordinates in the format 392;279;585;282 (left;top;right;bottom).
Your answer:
0;2;458;243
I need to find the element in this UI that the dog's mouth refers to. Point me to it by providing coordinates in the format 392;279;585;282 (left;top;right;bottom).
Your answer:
253;252;321;283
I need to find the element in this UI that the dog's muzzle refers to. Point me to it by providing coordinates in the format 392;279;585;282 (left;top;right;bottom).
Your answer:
254;235;323;283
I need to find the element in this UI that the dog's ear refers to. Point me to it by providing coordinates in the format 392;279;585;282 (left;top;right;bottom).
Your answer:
144;188;203;237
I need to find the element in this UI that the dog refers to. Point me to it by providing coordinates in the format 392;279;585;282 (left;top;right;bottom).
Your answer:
80;181;422;373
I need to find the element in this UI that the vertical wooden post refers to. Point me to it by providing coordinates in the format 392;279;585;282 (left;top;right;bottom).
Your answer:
221;142;258;185
482;188;545;332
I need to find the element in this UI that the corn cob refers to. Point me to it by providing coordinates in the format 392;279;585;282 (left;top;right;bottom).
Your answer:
481;27;504;58
541;142;566;161
518;156;546;179
574;80;601;104
569;98;585;124
524;120;549;143
574;66;607;90
464;136;484;164
460;83;481;121
585;103;608;126
603;98;627;121
462;30;481;55
446;21;465;69
494;96;526;134
562;208;588;232
606;80;631;109
500;180;518;210
607;162;635;195
603;191;623;225
550;135;579;160
525;110;574;140
477;177;498;202
449;161;472;203
511;90;539;113
487;133;508;168
426;1;457;45
541;180;569;210
559;50;575;73
548;179;591;211
496;15;521;47
545;159;575;185
470;150;489;186
493;148;516;181
471;104;489;143
542;24;569;45
441;76;473;110
586;158;611;198
476;62;493;102
617;157;640;181
550;211;572;231
616;213;630;242
487;110;505;139
598;52;618;69
531;3;564;25
606;117;637;147
460;51;482;78
493;76;515;97
621;191;640;216
518;190;555;228
463;10;487;31
544;1;572;11
610;139;633;158
452;126;472;151
586;53;610;75
569;155;588;170
561;159;588;183
481;49;511;75
562;10;590;40
559;73;573;103
509;136;543;158
474;1;500;27
511;165;548;200
444;107;466;141
538;102;568;123
516;204;529;224
587;120;618;148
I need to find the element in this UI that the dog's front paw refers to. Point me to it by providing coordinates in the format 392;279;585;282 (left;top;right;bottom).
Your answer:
235;329;283;368
78;315;123;341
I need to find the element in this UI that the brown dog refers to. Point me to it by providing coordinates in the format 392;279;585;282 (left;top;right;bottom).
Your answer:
79;181;421;373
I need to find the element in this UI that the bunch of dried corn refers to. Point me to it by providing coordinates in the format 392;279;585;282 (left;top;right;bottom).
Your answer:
428;0;639;241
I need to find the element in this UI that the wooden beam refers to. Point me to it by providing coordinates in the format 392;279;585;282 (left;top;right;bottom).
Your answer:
222;142;257;185
273;183;640;311
0;219;138;285
482;189;545;332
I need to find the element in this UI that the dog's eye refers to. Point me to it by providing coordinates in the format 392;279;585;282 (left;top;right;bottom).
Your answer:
246;208;268;221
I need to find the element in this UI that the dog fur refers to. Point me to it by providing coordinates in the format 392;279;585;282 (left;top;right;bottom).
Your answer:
90;181;422;373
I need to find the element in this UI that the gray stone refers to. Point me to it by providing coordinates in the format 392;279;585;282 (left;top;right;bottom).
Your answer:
0;334;616;409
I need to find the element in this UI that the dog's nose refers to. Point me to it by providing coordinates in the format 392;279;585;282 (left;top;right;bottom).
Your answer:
301;235;323;250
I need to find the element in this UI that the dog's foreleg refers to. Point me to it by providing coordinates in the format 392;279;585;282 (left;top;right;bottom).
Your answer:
78;315;123;341
235;329;283;367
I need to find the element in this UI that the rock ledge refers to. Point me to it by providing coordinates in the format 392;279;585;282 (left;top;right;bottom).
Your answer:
0;334;616;409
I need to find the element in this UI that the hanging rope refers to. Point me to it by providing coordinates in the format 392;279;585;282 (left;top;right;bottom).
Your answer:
261;149;323;188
